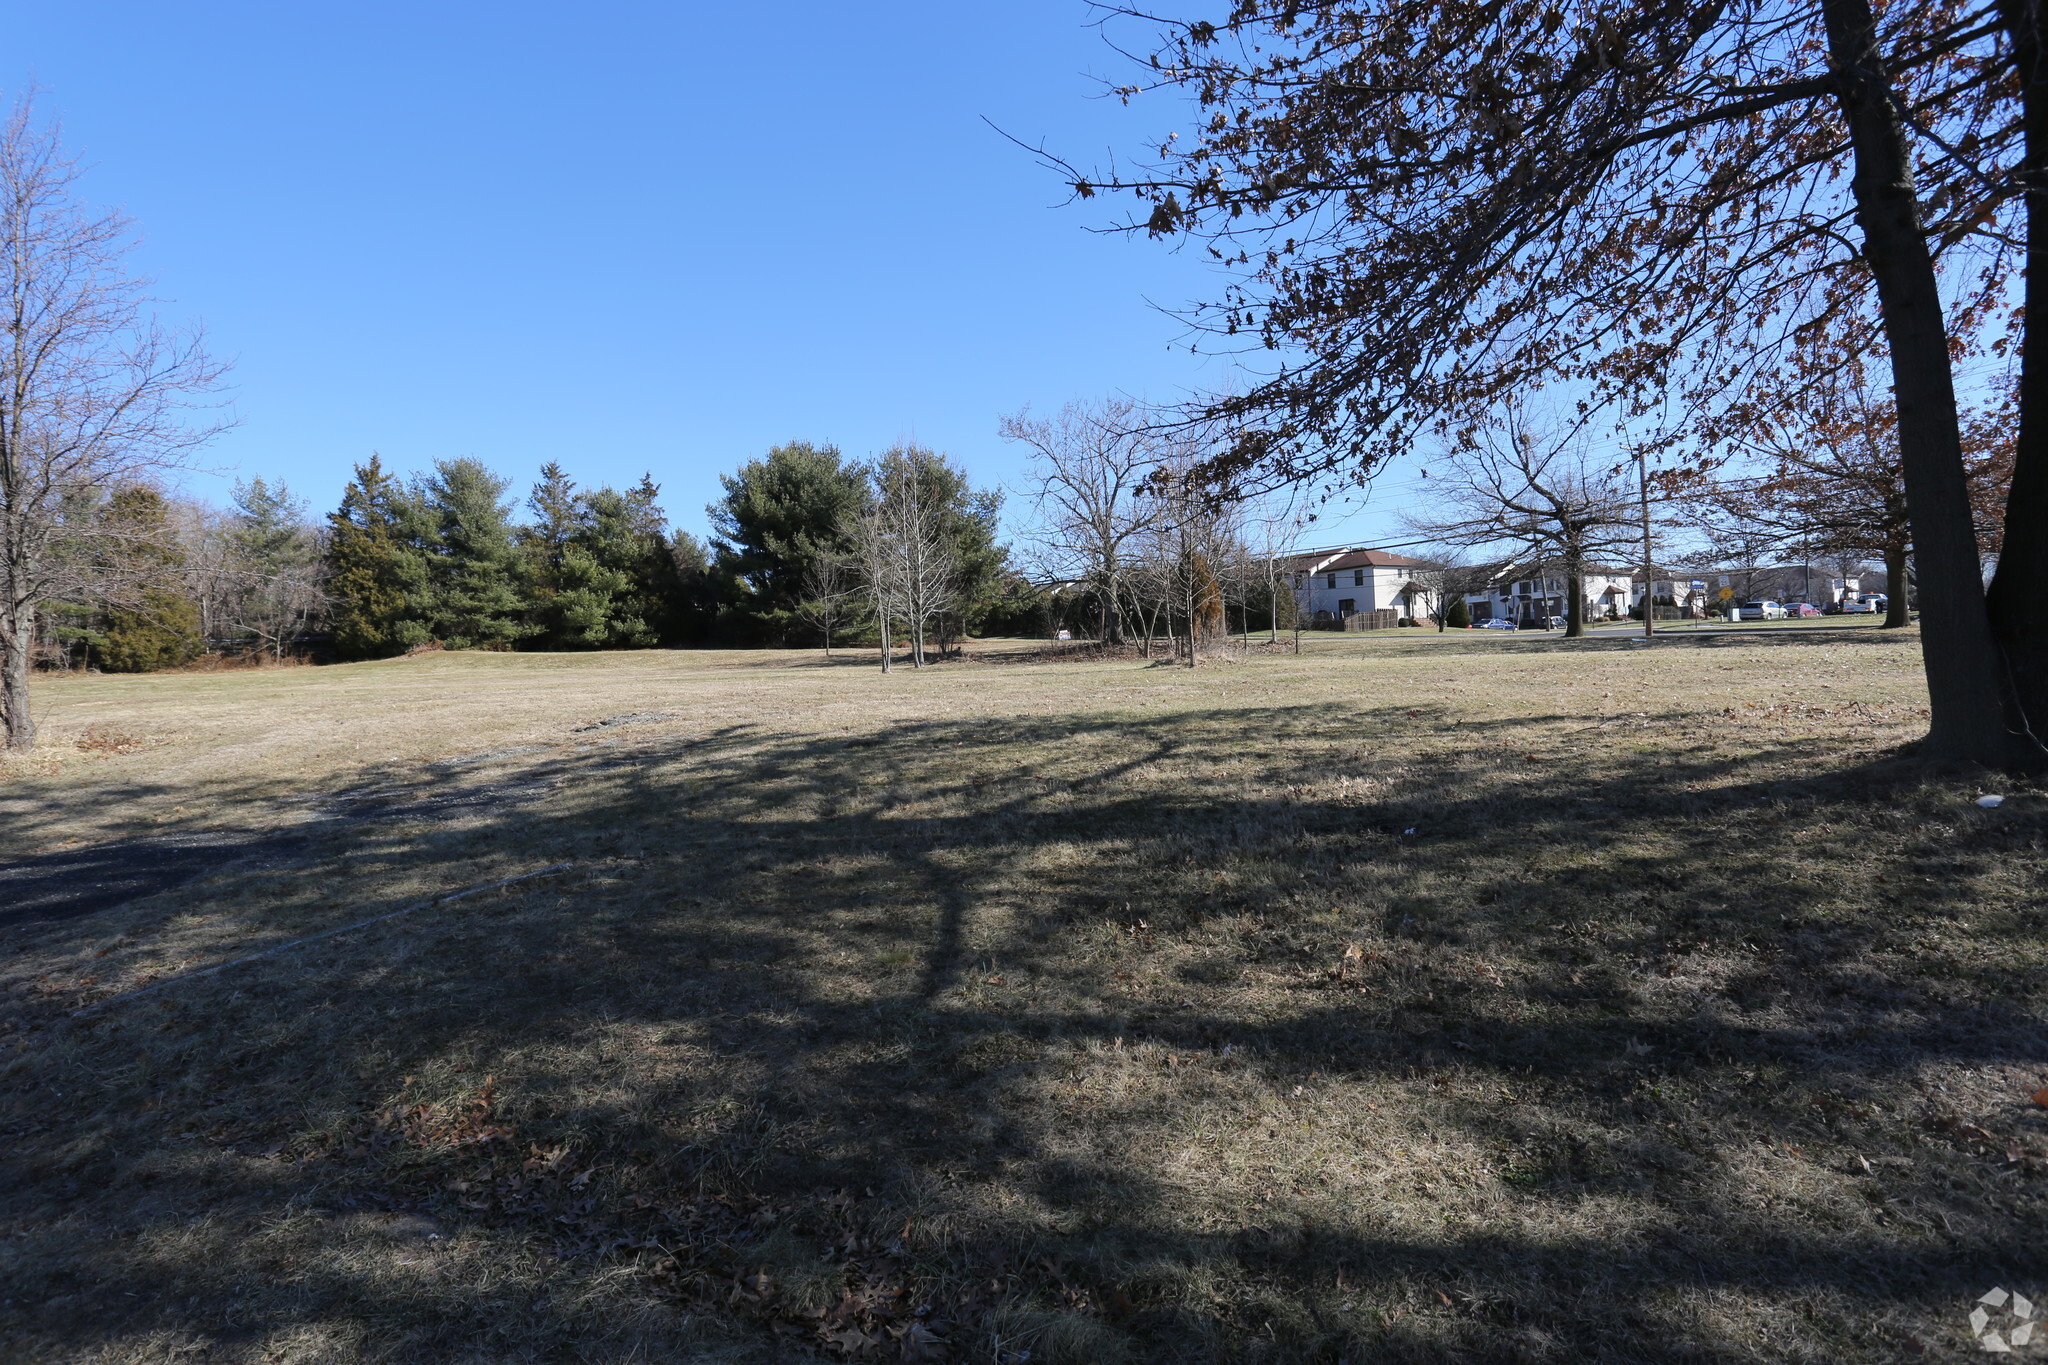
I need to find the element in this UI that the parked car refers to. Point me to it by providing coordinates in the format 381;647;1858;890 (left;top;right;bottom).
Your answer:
1527;615;1566;630
1478;618;1518;630
1839;595;1879;613
1735;600;1787;621
1784;602;1820;618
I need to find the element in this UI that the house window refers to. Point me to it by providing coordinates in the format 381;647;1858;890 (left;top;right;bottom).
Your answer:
1337;598;1355;614
1293;570;1306;588
1326;573;1337;588
1353;569;1365;586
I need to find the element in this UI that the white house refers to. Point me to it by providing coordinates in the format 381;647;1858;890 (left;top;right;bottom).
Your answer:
1281;548;1436;622
1465;568;1635;624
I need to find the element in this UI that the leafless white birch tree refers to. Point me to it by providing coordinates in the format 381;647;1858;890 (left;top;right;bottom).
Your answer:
0;94;226;747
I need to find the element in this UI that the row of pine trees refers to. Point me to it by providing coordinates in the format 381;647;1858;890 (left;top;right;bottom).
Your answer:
41;440;1035;671
325;456;703;657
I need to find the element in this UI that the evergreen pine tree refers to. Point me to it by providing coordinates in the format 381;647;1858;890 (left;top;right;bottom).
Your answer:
559;486;658;648
666;530;720;643
229;477;322;658
418;458;528;650
326;455;429;658
621;473;684;640
709;443;866;641
529;462;580;549
519;462;578;648
527;473;681;649
230;477;304;569
96;487;203;672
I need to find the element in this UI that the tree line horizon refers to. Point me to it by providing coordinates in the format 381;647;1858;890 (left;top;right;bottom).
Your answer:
31;439;1061;672
33;385;1942;680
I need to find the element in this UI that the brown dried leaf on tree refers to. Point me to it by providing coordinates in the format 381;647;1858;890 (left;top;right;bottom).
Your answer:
1050;0;2046;769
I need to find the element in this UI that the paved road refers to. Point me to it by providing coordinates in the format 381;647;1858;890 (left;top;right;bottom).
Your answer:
1290;619;1892;644
1515;620;1887;641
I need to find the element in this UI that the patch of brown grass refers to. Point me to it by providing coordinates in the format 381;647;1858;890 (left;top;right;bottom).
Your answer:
2;628;2043;1362
72;724;148;754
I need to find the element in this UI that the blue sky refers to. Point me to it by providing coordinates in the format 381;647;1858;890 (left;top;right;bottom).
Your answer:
12;0;1412;550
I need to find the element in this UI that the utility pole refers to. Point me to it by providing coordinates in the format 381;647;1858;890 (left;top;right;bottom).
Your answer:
1636;447;1656;640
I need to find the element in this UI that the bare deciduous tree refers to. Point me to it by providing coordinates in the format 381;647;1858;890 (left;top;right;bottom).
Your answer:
850;501;899;674
1407;412;1639;639
0;95;225;748
1245;498;1307;646
1132;447;1249;667
1409;548;1501;633
1002;397;1164;645
1686;363;2009;630
796;549;858;658
1055;0;2041;768
853;447;960;672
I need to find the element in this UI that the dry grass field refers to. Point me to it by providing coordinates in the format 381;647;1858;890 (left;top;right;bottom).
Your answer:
2;626;2044;1363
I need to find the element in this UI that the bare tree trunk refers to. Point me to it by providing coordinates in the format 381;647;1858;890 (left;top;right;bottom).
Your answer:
1826;0;2033;768
1883;538;1911;629
1563;550;1586;639
1989;0;2048;744
0;98;225;748
2;600;34;750
878;606;892;673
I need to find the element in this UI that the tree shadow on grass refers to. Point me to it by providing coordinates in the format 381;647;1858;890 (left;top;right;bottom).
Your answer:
4;700;2042;1362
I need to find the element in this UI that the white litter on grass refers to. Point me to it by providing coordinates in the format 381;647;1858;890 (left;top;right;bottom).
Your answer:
1977;794;2006;808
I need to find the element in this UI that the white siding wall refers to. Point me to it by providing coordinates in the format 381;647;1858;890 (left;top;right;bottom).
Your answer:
1295;566;1435;618
1298;567;1378;616
1465;573;1633;622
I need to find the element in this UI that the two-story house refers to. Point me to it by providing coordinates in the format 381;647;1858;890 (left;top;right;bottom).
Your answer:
1281;548;1436;623
1466;568;1636;624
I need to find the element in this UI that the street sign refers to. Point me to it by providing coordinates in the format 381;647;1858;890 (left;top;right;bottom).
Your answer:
1717;574;1730;587
1689;581;1706;591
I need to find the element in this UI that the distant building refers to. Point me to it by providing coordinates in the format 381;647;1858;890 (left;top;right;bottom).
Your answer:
1689;566;1866;609
1279;548;1436;624
1464;568;1635;625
